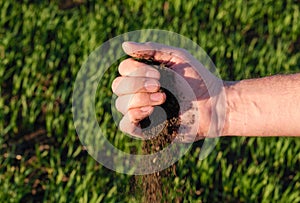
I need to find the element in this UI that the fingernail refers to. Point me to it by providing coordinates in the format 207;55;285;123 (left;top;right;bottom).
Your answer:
144;79;159;91
140;106;152;112
146;70;160;79
150;92;164;102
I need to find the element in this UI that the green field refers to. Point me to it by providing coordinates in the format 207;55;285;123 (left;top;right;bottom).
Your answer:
1;0;300;202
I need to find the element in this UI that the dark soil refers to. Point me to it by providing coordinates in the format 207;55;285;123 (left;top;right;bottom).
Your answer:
136;62;181;203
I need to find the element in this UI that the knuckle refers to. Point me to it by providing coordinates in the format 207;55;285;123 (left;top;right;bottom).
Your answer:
118;61;126;74
145;41;154;46
119;117;135;135
134;78;146;92
119;58;141;76
115;96;126;114
111;77;122;94
118;59;131;75
129;94;142;108
119;118;128;133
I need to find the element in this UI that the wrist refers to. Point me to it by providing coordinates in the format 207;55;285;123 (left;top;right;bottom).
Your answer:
222;80;245;136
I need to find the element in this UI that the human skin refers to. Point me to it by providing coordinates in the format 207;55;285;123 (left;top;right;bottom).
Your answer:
112;41;300;142
224;74;300;137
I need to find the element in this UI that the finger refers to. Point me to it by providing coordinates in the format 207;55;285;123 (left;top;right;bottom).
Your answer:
122;41;216;86
122;41;190;65
119;106;154;139
118;58;160;79
115;92;166;115
112;76;160;96
119;113;143;139
128;106;154;123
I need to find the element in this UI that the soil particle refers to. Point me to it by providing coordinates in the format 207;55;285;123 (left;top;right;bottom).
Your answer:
137;62;181;203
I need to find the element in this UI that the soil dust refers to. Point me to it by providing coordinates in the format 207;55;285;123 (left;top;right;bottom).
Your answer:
135;62;181;203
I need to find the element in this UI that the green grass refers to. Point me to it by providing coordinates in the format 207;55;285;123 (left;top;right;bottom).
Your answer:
1;0;300;202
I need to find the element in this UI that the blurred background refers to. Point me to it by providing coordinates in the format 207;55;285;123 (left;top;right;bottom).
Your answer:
0;0;299;202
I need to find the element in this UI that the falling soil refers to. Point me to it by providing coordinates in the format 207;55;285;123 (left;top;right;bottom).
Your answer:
135;61;181;203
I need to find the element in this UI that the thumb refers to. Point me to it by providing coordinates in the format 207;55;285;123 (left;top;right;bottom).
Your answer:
122;41;190;66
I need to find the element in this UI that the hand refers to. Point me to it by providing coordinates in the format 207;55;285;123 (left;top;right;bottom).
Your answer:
112;42;225;142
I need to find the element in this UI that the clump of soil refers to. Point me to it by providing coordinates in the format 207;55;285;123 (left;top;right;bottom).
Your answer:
137;62;181;203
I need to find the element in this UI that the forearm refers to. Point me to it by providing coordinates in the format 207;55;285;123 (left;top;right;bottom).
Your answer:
223;74;300;137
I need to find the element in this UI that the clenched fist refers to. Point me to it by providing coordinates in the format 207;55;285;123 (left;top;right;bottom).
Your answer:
112;41;226;142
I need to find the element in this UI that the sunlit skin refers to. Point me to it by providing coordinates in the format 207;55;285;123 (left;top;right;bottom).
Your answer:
112;41;300;141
